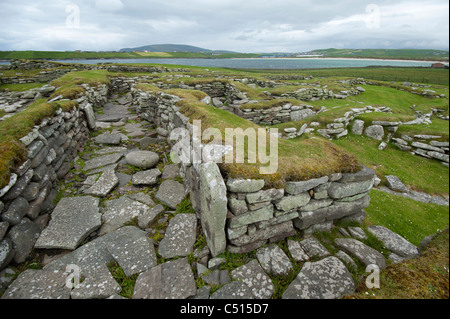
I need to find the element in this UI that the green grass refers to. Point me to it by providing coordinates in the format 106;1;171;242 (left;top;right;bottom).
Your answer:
365;189;449;246
0;82;47;92
332;135;449;195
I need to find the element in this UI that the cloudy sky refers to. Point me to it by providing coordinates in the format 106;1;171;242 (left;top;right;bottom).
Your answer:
0;0;448;52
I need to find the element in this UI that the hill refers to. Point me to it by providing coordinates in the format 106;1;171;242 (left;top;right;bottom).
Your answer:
119;44;237;54
311;48;449;62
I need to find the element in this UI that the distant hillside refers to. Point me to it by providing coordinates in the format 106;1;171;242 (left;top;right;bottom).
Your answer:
311;48;449;62
120;44;237;54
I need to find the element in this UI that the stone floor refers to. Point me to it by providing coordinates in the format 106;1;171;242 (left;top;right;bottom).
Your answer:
0;93;423;299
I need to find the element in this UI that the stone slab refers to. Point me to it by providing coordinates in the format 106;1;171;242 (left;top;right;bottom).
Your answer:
35;196;101;250
158;214;197;259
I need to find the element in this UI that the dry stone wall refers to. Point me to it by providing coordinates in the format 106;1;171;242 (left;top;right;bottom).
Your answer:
0;85;109;271
129;80;376;256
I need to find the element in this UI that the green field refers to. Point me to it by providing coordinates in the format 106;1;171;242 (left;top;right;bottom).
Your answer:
0;50;260;60
313;48;449;62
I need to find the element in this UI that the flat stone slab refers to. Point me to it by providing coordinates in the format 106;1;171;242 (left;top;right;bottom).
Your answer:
368;226;419;258
288;240;310;262
125;151;159;169
99;196;150;236
335;238;386;269
256;244;293;276
106;228;157;277
35;196;101;250
94;132;122;145
132;169;161;186
71;264;121;299
158;214;197;259
1;269;70;299
83;153;123;172
155;180;186;209
300;237;330;259
84;169;119;197
231;259;275;299
283;256;355;299
210;281;254;299
133;258;196;299
161;164;181;180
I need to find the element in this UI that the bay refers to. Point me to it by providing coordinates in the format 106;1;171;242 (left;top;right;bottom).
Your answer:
0;58;436;69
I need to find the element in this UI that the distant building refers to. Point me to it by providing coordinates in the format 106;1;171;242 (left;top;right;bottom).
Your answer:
431;63;446;68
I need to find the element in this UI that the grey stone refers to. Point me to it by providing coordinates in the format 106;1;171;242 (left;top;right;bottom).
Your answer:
155;180;186;209
228;198;248;216
94;132;122;145
335;251;357;270
226;178;265;193
290;109;315;122
229;205;274;229
193;286;211;299
100;196;149;236
83;153;123;171
0;267;16;291
84;169;119;197
106;228;157;277
256;244;293;276
202;269;220;286
428;151;449;163
246;189;284;204
300;237;330;258
385;175;409;193
348;227;367;240
210;281;254;300
125;151;160;169
368;225;419;258
35;196;101;250
283;257;355;299
335;238;386;269
285;176;329;195
158;214;197;259
288;240;310;262
1;269;70;299
132;169;161;186
231;259;275;299
161;164;180;180
71;264;121;299
300;199;333;212
412;142;445;153
328;179;374;199
133;258;196;299
2;170;33;201
364;125;385;141
2;197;29;225
274;193;311;211
340;165;375;183
0;221;8;240
116;172;132;187
7;219;41;264
83;103;96;129
0;238;14;271
138;204;165;228
208;257;226;269
198;162;228;257
229;221;294;247
127;193;156;207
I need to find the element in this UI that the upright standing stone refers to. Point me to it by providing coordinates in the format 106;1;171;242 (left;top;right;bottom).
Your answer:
198;163;228;257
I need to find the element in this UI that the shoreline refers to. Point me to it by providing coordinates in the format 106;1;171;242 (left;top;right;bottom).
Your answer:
238;57;449;64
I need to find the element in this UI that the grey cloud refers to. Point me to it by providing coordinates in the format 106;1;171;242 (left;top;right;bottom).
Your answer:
0;0;448;52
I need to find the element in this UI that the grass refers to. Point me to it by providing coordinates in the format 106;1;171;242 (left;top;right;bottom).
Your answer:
349;228;449;299
332;135;449;195
0;82;47;92
365;189;449;246
162;88;360;188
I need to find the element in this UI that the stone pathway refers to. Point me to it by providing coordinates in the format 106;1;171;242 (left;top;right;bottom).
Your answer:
0;92;424;300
